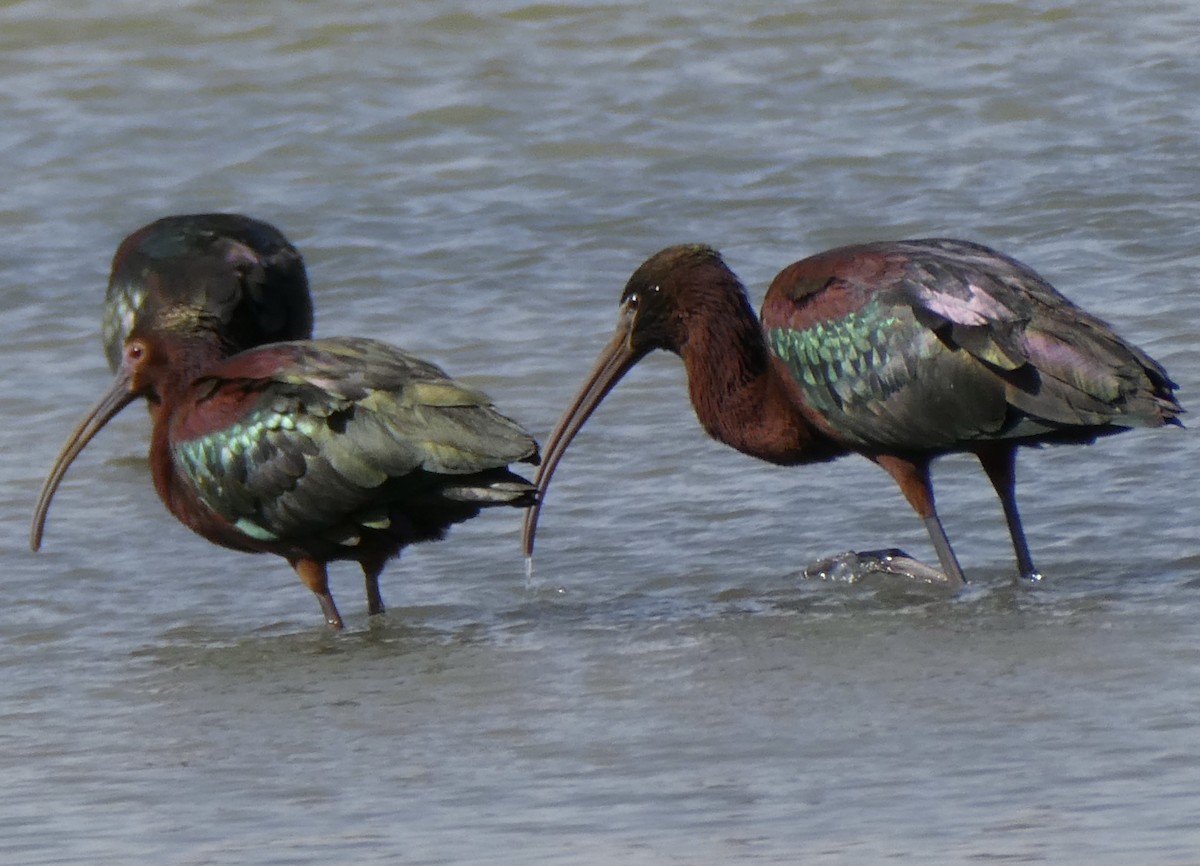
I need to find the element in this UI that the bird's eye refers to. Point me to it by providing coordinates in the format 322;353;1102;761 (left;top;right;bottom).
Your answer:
626;292;639;311
127;343;144;361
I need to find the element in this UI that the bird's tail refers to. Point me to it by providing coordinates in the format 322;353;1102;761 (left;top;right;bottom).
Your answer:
440;470;537;507
1012;310;1183;430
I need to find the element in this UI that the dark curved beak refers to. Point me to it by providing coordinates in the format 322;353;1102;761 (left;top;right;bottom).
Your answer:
30;368;139;552
522;301;646;557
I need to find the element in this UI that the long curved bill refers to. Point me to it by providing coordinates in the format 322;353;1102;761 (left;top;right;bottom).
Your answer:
522;301;645;557
30;369;138;552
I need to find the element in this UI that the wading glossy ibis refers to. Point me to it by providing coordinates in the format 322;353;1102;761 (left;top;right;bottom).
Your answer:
523;239;1181;586
33;251;537;628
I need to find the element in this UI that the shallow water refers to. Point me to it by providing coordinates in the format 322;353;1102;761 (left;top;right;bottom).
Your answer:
3;1;1199;862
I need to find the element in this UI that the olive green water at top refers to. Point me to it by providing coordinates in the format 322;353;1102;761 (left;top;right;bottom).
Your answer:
2;1;1199;863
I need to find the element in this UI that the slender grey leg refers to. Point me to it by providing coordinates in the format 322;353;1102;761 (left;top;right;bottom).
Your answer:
977;446;1042;582
364;569;385;616
361;555;388;616
922;513;968;589
291;558;345;628
875;454;967;589
316;593;345;629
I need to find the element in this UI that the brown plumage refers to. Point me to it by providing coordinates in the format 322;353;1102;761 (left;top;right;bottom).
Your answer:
524;239;1181;586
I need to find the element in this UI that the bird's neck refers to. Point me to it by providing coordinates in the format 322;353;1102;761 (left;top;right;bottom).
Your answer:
148;405;182;515
146;407;264;557
149;335;228;407
143;336;228;515
678;289;843;465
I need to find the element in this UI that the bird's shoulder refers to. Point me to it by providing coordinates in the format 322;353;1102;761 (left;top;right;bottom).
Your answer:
164;336;536;539
762;239;1042;331
171;337;491;438
168;336;535;496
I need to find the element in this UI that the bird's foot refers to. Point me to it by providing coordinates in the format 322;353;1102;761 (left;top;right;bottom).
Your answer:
804;548;959;588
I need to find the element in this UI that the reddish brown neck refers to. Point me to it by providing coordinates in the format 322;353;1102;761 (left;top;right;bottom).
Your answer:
143;334;226;411
677;300;844;465
142;335;227;515
148;401;179;512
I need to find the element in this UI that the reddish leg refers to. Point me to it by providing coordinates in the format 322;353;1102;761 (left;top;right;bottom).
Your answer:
290;558;344;628
875;454;967;588
975;444;1042;582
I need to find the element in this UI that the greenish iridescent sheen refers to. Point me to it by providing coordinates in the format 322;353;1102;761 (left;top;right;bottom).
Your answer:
767;299;914;412
176;409;311;489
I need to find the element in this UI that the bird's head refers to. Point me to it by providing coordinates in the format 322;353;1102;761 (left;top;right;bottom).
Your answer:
102;213;313;371
615;244;741;356
521;243;746;556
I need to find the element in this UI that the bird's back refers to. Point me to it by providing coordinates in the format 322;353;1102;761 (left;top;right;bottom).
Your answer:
160;337;538;561
761;239;1181;453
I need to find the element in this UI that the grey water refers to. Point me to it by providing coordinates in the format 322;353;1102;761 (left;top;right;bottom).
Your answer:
3;1;1199;862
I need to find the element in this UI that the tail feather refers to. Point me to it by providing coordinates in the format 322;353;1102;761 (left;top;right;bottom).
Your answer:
440;471;537;507
1009;312;1182;430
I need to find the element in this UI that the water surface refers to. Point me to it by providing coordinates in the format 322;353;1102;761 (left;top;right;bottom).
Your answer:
3;1;1199;863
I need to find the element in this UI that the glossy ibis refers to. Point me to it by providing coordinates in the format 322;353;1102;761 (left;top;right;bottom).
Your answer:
523;239;1181;585
34;288;537;629
101;213;314;371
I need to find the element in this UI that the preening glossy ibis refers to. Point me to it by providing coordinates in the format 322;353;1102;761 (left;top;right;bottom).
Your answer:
33;239;537;628
101;213;314;371
33;333;539;628
523;239;1181;585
